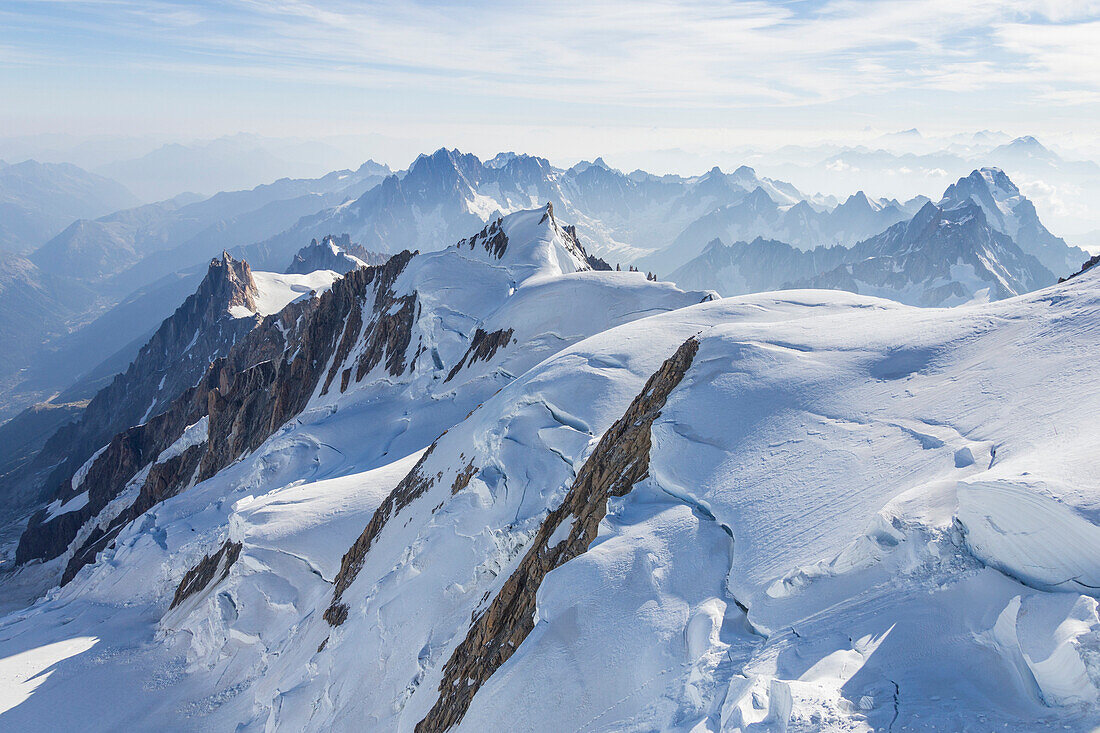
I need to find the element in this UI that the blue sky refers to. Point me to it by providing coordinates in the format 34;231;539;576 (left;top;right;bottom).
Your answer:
3;0;1099;157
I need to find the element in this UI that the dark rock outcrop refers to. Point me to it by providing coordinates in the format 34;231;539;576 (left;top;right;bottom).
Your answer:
1060;253;1100;282
5;253;260;523
444;328;514;382
324;443;437;625
415;336;699;732
459;218;509;259
169;539;242;609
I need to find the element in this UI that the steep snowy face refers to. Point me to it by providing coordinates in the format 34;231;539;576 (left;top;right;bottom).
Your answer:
940;167;1029;240
36;271;1092;732
294;276;1100;731
11;205;712;588
450;204;590;279
939;167;1087;277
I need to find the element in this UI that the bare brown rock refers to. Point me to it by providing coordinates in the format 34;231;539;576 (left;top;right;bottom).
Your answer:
169;539;243;610
20;251;419;581
415;336;699;732
459;218;508;259
15;253;261;564
324;444;437;626
444;328;514;382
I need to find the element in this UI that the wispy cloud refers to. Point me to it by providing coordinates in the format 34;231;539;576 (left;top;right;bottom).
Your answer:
2;0;1099;137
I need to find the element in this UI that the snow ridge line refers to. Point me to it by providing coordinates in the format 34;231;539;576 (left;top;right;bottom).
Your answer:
415;336;700;732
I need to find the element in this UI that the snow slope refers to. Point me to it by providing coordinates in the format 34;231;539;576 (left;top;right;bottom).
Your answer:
228;269;341;318
2;241;1099;731
9;204;712;587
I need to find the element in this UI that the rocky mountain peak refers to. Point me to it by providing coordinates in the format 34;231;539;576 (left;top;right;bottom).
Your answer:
744;186;775;209
702;237;726;254
203;251;258;320
939;167;1085;276
355;159;391;176
285;234;382;275
485;152;519;169
456;204;592;275
839;190;876;212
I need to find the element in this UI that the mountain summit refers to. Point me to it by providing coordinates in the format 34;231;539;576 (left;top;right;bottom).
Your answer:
939;167;1087;276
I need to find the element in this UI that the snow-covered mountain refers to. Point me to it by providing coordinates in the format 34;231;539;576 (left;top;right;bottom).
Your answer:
939;167;1088;277
797;201;1053;306
2;244;1099;730
2;254;341;525
669;170;1061;306
12;205;712;589
253;150;807;269
642;188;925;276
285;234;388;275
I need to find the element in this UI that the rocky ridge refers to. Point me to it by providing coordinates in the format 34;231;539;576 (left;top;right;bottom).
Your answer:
5;253;262;520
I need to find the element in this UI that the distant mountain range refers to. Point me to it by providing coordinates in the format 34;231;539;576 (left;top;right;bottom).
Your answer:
246;150;807;270
668;168;1074;306
0;150;1085;433
0;159;137;253
642;188;929;275
0;162;391;421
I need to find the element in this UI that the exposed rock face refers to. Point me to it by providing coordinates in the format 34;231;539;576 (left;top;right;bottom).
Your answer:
460;218;509;259
444;328;514;382
324;444;437;626
1061;253;1100;282
17;205;710;596
169;539;242;610
416;336;700;732
285;233;388;275
17;251;419;580
6;253;261;523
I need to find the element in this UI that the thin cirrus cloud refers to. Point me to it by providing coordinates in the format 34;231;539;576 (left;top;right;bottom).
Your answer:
2;0;1099;133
